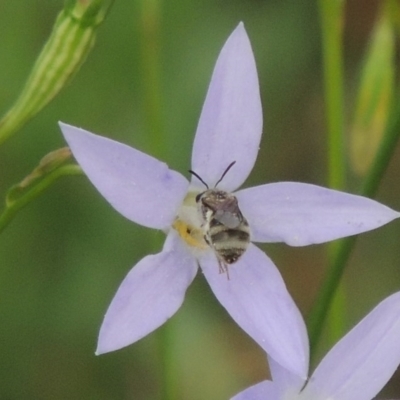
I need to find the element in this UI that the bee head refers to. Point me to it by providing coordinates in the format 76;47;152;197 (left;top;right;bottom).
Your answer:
195;192;203;203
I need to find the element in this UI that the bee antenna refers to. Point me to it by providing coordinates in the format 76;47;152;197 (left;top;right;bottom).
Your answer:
188;169;209;189
215;161;236;187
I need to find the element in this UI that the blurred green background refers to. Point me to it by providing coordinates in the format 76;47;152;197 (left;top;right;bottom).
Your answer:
1;1;400;399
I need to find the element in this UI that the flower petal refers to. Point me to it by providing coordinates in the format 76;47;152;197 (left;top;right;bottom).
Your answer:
191;23;262;192
60;122;189;230
231;381;278;400
268;356;306;393
96;231;197;355
236;182;400;245
304;292;400;400
200;244;309;378
231;360;306;400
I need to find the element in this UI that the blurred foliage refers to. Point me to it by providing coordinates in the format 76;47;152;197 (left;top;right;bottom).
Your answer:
0;148;82;235
1;1;400;399
350;0;394;175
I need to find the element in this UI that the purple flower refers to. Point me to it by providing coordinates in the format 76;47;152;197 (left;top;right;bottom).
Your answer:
232;292;400;400
59;23;399;377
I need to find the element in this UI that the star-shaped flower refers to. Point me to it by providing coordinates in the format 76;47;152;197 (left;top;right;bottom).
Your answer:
59;23;399;377
232;291;400;400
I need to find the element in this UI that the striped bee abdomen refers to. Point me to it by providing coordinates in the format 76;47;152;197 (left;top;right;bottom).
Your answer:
208;223;250;264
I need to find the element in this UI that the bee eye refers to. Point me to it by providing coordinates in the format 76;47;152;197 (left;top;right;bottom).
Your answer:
195;193;202;202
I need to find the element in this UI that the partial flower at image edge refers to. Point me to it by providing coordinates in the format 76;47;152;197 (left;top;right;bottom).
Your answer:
232;291;400;400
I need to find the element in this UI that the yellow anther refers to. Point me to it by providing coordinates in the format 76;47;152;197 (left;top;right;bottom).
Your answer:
172;219;207;249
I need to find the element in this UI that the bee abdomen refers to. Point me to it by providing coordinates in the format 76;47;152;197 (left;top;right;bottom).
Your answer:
210;229;250;264
211;229;250;243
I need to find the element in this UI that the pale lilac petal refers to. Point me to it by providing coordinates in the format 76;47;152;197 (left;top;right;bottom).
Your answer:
200;244;309;378
268;356;306;393
231;381;278;400
231;362;305;400
236;182;400;246
60;122;189;230
191;23;262;192
304;292;400;400
96;232;197;355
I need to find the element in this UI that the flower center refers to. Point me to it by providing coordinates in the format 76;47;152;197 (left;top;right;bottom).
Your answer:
172;219;207;249
172;190;208;250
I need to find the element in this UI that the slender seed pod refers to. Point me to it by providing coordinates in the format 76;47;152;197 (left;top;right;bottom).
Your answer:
0;0;114;145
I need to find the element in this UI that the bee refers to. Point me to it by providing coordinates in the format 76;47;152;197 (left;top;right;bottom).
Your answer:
189;161;250;277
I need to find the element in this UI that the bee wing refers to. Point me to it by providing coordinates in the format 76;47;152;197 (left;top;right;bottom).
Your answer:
202;193;244;228
214;209;242;228
211;196;241;228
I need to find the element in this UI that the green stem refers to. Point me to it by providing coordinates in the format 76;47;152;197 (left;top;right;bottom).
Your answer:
157;322;177;400
319;0;345;190
0;165;83;235
308;237;355;357
139;0;165;159
308;94;400;357
137;0;174;398
317;0;346;357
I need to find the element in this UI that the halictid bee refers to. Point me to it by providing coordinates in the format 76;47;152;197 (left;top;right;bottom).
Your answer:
189;161;250;277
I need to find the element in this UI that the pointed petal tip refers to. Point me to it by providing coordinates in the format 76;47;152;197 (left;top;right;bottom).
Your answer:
95;338;111;355
58;122;189;229
230;22;250;45
191;19;262;191
58;121;70;130
230;21;249;46
201;244;309;379
59;121;87;134
235;21;245;32
94;233;197;358
96;330;133;356
58;121;68;133
238;182;400;246
95;343;112;356
58;121;82;140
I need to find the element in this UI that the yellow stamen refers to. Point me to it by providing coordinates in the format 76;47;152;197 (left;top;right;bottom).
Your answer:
172;219;207;249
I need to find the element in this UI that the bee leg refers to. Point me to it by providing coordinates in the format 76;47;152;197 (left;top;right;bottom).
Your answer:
217;259;230;280
217;259;225;273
